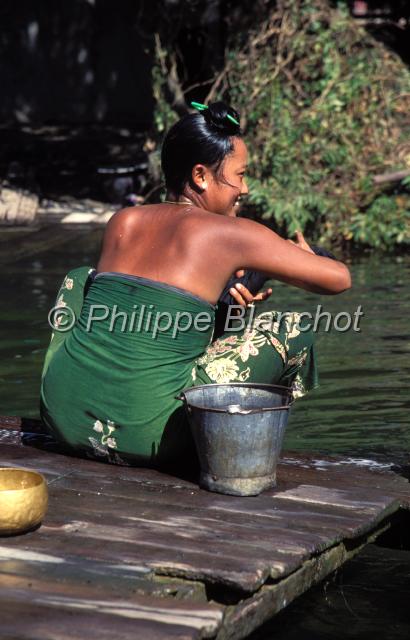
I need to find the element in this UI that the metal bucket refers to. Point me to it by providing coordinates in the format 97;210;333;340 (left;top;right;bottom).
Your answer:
179;383;292;496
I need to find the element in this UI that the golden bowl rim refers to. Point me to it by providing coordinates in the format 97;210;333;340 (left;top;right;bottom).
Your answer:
0;467;47;493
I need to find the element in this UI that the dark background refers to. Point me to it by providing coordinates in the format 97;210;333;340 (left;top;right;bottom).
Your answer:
0;0;409;202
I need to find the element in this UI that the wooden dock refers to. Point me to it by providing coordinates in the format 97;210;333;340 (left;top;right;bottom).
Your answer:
1;415;409;640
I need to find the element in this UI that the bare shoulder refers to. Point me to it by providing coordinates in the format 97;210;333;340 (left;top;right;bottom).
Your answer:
105;205;145;233
193;212;270;244
104;204;268;249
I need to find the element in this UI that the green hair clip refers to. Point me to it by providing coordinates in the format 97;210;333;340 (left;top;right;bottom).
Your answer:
191;101;208;111
226;113;240;126
190;101;240;126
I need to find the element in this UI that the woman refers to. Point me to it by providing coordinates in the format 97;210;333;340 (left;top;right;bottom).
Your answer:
40;101;351;467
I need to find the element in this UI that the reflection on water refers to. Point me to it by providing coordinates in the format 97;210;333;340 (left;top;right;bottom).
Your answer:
0;228;409;637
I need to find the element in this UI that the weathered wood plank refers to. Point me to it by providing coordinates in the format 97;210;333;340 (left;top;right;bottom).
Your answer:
0;443;399;557
0;452;384;570
0;549;206;602
0;579;223;639
0;416;44;433
1;418;410;640
2;419;408;504
217;521;391;640
1;420;403;496
0;449;404;594
45;484;371;546
279;453;410;499
1;528;272;592
0;595;212;640
1;439;405;513
0;434;196;487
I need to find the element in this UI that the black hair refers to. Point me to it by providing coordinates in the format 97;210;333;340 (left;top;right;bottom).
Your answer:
161;101;242;195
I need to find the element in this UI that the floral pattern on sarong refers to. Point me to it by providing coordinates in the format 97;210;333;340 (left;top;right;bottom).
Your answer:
287;348;308;368
254;311;302;346
88;419;127;465
63;277;74;290
51;294;68;330
204;358;240;383
197;324;275;384
269;336;287;364
196;310;307;385
291;373;306;399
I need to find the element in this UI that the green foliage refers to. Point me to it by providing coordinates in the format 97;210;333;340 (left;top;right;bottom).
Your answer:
152;67;178;134
224;0;410;249
349;196;410;247
151;0;410;250
151;38;179;135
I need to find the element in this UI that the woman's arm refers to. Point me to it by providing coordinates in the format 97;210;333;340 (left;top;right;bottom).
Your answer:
222;217;351;295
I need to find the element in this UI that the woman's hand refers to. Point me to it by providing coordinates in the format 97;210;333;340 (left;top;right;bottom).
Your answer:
287;230;315;254
229;269;272;309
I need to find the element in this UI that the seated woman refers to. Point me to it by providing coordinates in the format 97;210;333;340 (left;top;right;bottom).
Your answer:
40;101;351;467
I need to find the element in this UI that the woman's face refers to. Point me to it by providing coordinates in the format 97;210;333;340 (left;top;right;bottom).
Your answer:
202;137;249;217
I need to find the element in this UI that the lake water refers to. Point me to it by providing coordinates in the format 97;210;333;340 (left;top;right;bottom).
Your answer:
0;226;409;637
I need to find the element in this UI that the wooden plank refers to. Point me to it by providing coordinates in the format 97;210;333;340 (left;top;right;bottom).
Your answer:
0;443;407;551
0;578;222;639
2;419;408;503
1;417;409;501
217;520;391;640
272;483;398;512
1;439;405;515
0;595;213;640
279;453;410;497
1;437;407;540
0;416;45;432
0;521;389;640
45;484;371;544
1;426;410;639
0;448;382;551
0;436;197;488
0;451;403;593
0;549;205;602
0;447;386;537
1;527;272;592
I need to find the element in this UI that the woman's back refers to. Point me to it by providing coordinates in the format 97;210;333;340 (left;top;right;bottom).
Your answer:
96;203;245;305
97;200;351;302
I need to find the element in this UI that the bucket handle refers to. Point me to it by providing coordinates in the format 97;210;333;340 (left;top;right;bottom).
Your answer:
176;392;192;413
175;393;293;415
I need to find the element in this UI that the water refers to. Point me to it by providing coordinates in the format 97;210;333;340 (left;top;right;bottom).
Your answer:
0;228;409;636
250;542;410;640
267;256;410;465
0;226;105;416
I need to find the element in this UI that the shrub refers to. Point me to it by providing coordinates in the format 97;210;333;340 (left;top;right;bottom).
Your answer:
152;0;410;250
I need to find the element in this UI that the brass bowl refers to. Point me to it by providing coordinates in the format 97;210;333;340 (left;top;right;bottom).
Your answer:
0;468;48;535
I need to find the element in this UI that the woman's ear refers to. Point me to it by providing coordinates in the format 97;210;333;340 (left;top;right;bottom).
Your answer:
191;164;208;191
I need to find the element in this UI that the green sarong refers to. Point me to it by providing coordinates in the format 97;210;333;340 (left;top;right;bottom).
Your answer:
40;268;318;466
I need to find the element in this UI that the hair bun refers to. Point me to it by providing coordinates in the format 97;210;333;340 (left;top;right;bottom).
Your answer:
203;101;241;135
